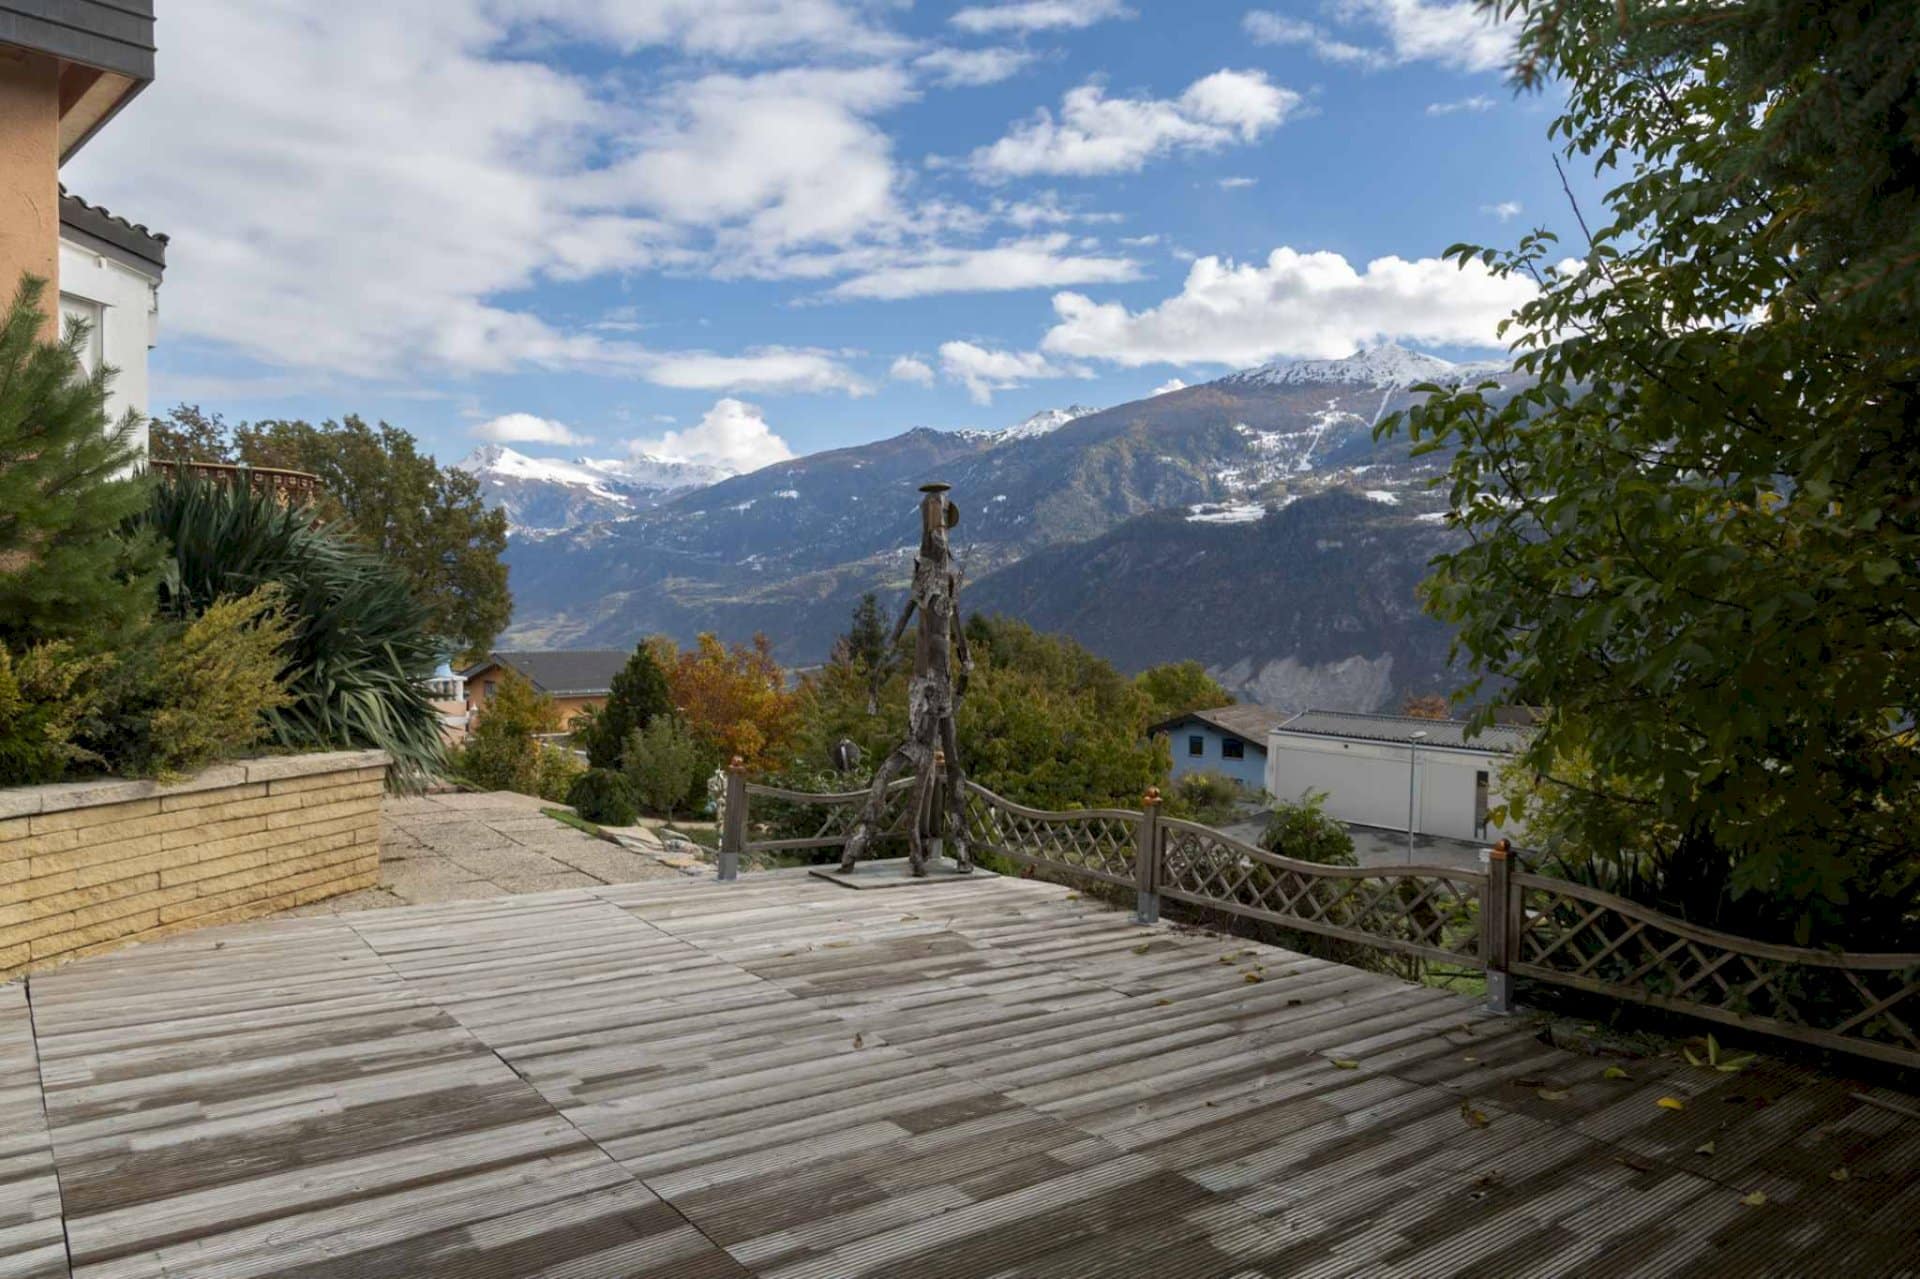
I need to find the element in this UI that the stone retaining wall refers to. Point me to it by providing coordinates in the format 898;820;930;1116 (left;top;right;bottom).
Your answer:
1;751;388;979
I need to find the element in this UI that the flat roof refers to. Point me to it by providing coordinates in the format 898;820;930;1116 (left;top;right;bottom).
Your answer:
1275;709;1536;753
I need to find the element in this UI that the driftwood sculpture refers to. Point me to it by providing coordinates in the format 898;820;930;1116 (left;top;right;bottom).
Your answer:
839;482;973;876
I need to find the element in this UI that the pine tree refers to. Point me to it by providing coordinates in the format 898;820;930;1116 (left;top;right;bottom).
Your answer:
578;640;673;770
0;276;158;647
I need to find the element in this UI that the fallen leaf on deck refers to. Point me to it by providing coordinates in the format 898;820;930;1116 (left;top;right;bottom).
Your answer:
853;1033;864;1048
1132;943;1153;954
1830;1167;1850;1182
1286;998;1304;1006
1537;1088;1572;1102
1471;1170;1503;1188
1243;972;1263;984
1602;1066;1632;1081
1155;998;1172;1006
1066;893;1080;901
825;940;854;948
1695;1141;1716;1156
1218;956;1234;965
1615;1154;1654;1172
1657;1096;1687;1111
1332;1058;1361;1070
1462;1055;1479;1063
1740;1190;1767;1207
900;914;918;921
1460;1100;1491;1129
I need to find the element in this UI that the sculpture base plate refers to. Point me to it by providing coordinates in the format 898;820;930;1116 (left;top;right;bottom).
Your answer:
808;857;996;890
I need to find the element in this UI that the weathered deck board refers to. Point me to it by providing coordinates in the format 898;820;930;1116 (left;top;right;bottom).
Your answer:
0;983;67;1279
8;868;1920;1277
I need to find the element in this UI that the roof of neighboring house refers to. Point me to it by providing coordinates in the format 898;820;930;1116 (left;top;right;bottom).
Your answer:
461;650;631;698
1150;703;1287;746
59;189;167;276
1275;710;1536;753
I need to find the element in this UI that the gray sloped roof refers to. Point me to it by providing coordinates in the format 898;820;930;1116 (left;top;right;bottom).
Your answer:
463;650;631;697
60;189;166;276
1150;702;1286;746
1275;709;1535;753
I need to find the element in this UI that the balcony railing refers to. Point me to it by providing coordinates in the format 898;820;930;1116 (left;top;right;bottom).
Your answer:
717;763;1920;1073
149;459;324;507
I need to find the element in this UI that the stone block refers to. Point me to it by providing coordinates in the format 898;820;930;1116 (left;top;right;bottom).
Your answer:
159;778;265;812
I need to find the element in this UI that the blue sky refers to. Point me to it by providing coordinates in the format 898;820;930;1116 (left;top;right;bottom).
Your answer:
65;1;1580;471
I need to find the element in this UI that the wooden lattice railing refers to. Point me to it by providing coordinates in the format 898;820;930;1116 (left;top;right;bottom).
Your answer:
1156;817;1483;968
713;763;1920;1070
739;776;915;855
961;783;1139;889
1511;873;1920;1069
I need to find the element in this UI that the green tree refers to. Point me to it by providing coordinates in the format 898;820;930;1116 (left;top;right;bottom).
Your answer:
577;640;673;770
151;408;512;664
454;669;559;793
147;404;234;464
835;592;895;713
1381;0;1920;943
1134;660;1232;724
622;716;706;818
797;614;1167;811
0;277;159;648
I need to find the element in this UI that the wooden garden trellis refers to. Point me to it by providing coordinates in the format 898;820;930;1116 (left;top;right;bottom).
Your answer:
717;762;1920;1072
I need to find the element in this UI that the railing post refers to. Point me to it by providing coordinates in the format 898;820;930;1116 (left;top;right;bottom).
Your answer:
1135;787;1162;925
719;756;746;882
1483;837;1513;1013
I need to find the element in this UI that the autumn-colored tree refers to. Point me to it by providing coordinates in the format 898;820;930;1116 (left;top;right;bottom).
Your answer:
1135;660;1232;724
1400;694;1451;720
667;632;801;772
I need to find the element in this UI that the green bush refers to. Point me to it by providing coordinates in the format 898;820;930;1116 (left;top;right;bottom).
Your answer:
533;744;587;804
567;768;639;826
622;716;708;818
133;472;445;786
1164;770;1246;827
1260;791;1357;867
106;586;293;779
0;642;113;785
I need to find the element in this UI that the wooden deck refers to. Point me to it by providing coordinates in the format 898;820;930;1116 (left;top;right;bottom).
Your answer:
5;868;1920;1278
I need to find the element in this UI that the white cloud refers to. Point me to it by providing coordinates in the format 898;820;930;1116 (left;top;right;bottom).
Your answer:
970;70;1300;179
890;356;936;386
914;46;1036;88
590;65;915;253
1217;176;1258;189
939;340;1088;404
1242;11;1389;67
950;0;1132;35
825;235;1141;300
642;348;871;395
1040;246;1535;367
1483;200;1523;221
57;5;889;390
501;0;906;58
634;397;795;471
1151;377;1188;394
472;412;590;445
1427;94;1495;115
1244;2;1516;74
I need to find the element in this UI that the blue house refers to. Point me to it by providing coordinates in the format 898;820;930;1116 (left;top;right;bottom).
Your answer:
1149;704;1285;791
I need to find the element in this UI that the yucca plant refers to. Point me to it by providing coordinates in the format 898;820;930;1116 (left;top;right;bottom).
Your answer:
131;471;446;787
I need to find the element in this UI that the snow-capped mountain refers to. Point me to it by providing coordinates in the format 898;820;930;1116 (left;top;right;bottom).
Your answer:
458;444;727;533
955;404;1100;446
1220;344;1510;391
